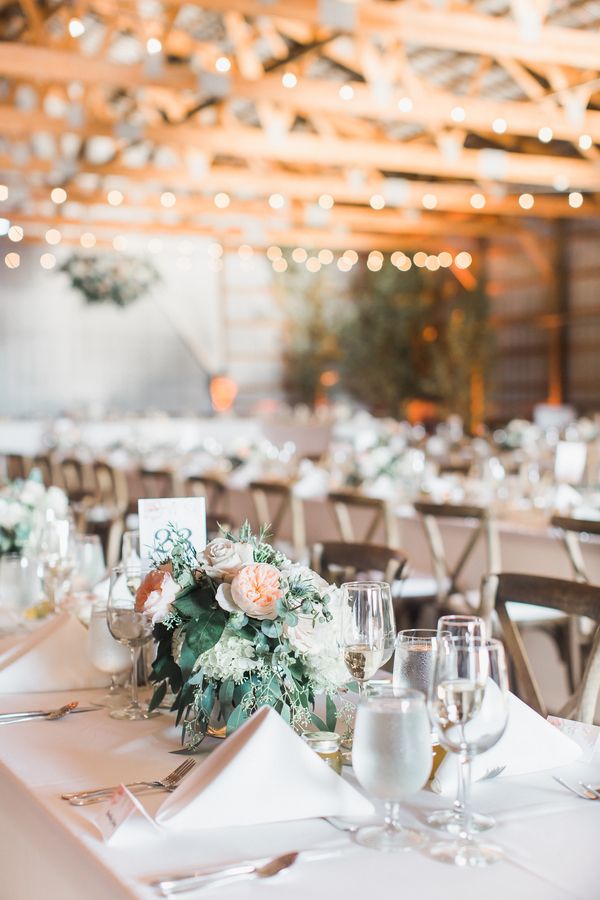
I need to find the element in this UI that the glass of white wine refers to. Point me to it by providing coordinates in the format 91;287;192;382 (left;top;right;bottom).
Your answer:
87;602;131;707
352;684;432;851
340;582;388;696
427;614;492;834
106;564;159;721
428;637;509;867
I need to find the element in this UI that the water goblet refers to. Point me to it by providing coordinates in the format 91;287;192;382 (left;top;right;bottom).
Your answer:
87;603;131;707
106;564;159;721
352;685;432;851
428;637;509;866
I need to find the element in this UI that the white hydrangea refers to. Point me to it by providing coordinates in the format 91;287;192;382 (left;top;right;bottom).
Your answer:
198;630;264;684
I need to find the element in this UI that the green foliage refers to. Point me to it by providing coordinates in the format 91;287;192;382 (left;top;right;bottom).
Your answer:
61;253;160;307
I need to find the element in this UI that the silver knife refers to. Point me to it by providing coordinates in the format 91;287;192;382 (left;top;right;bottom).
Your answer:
0;706;101;724
150;852;298;896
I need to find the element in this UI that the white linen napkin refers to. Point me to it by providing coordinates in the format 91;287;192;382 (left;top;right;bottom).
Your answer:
156;706;374;830
431;692;582;795
0;612;108;693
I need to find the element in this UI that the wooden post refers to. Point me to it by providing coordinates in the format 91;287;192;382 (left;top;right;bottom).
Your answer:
547;219;570;405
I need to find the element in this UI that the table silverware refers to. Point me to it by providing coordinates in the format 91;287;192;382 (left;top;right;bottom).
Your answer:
321;816;360;834
150;851;298;896
0;701;95;724
580;782;600;799
62;758;195;805
552;776;598;800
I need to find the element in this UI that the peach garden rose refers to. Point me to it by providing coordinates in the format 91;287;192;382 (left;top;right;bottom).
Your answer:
216;562;281;620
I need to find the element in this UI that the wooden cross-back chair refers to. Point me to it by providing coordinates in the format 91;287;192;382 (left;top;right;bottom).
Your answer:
184;475;232;540
311;541;407;589
92;460;129;516
138;467;180;499
249;480;306;561
4;453;29;481
31;454;54;487
481;573;600;724
327;490;400;548
413;501;501;612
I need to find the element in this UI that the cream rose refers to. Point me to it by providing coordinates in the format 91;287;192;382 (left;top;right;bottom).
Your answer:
200;538;254;582
216;563;281;620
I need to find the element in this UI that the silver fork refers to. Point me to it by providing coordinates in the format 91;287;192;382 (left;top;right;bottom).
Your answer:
552;776;598;800
62;759;196;805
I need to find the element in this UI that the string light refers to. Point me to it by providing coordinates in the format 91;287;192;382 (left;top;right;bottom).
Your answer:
568;191;583;208
80;232;96;248
369;193;385;210
578;134;592;151
214;192;230;209
344;249;358;265
318;193;334;210
160;191;176;208
0;185;7;201
215;56;231;73
282;72;297;89
272;257;288;273
318;249;334;265
107;189;123;206
146;37;162;55
413;251;427;267
553;175;570;192
538;126;553;143
50;187;67;204
438;250;453;268
8;225;23;242
455;251;473;269
40;253;56;269
518;193;534;210
68;18;85;38
397;256;412;271
337;256;352;272
425;255;440;271
0;218;9;235
470;193;486;209
208;242;223;259
292;247;307;263
112;235;127;251
45;228;62;245
5;252;20;268
450;106;466;123
492;118;507;134
268;193;285;209
339;84;354;101
238;244;253;260
398;97;413;112
422;193;438;210
367;251;383;272
306;256;321;272
266;245;282;261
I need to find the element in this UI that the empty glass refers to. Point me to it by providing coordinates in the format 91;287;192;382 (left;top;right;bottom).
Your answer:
39;517;76;608
75;534;105;590
106;564;158;721
352;685;432;851
87;603;131;706
340;582;393;696
428;637;509;866
0;554;38;628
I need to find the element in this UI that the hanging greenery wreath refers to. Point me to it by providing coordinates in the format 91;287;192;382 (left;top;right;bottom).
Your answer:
61;253;160;306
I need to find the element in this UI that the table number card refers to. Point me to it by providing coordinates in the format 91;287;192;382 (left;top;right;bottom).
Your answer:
95;785;160;844
138;497;206;562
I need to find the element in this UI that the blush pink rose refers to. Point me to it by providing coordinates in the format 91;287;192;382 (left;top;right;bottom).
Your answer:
135;566;177;624
216;563;281;620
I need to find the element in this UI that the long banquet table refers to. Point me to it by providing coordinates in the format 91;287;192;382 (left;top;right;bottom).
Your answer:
1;688;599;900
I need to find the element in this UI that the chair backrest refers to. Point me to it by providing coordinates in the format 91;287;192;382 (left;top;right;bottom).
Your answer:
311;541;407;587
550;515;600;583
31;454;54;487
59;457;87;496
92;460;129;514
249;480;306;560
413;501;501;605
138;468;179;499
184;475;226;511
5;454;29;481
327;490;400;547
85;515;124;570
481;572;600;723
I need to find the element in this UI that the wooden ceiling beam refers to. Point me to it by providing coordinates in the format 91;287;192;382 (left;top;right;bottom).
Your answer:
2;104;600;189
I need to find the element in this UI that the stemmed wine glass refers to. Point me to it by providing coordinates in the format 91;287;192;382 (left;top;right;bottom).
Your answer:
340;582;393;696
427;614;491;834
106;564;158;721
39;517;76;609
428;637;509;866
87;602;131;707
352;684;432;851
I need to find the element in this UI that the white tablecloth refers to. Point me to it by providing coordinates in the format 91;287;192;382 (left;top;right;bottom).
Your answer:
0;688;599;900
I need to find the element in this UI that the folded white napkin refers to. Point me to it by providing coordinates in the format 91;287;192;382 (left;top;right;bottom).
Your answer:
156;706;374;830
431;692;582;795
0;612;108;693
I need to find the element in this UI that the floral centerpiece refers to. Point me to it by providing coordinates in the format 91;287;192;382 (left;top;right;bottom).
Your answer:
0;471;68;555
136;523;350;747
61;253;160;307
